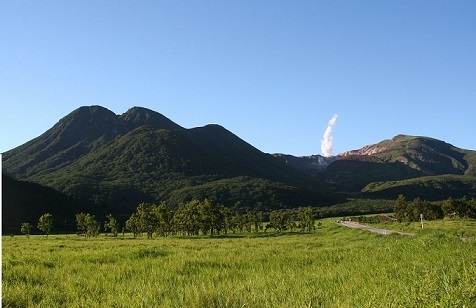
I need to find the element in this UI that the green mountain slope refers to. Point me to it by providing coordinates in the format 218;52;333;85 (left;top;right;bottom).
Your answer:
25;126;224;211
2;174;99;233
324;154;422;191
362;174;476;200
2;106;124;177
184;124;314;185
166;176;332;212
341;135;473;175
5;105;474;223
324;135;476;193
3;106;333;216
2;106;182;178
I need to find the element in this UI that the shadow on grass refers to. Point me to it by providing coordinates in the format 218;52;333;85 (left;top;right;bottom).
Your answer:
36;231;322;241
174;231;319;240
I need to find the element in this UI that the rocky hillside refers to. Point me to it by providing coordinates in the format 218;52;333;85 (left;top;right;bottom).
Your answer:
276;135;476;197
340;134;475;176
272;154;336;176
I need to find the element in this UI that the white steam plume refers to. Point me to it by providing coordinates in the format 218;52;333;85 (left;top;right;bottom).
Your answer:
321;114;338;157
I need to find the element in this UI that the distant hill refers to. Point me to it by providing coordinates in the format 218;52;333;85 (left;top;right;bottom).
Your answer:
361;174;476;200
276;135;476;198
3;106;335;220
340;135;475;176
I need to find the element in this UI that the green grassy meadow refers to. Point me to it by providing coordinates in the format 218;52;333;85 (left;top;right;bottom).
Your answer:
3;219;476;307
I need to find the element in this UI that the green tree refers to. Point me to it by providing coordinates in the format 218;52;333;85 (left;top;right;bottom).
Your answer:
246;210;263;233
220;206;233;235
407;198;443;222
421;200;444;220
470;198;476;218
86;214;101;238
269;209;290;232
37;213;53;238
154;202;174;237
76;213;101;238
443;197;476;218
287;211;297;232
104;214;119;237
20;222;33;238
231;213;245;233
125;213;141;237
136;203;159;239
297;207;315;232
75;212;88;236
394;194;409;222
175;200;201;236
198;199;213;235
243;211;253;233
198;199;224;236
395;196;444;222
442;197;459;217
409;197;425;222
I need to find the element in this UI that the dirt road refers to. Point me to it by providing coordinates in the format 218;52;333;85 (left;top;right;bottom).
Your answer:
337;221;414;236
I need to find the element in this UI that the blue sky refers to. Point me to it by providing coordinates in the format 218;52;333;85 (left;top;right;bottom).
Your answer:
1;1;475;156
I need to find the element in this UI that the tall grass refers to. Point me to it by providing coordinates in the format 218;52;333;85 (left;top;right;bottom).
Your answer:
3;220;475;307
353;216;476;237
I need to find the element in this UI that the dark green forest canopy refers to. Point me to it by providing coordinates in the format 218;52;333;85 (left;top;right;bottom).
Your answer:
3;106;333;218
3;106;476;233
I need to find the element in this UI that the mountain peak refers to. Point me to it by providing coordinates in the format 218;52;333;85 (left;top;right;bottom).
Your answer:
64;105;118;122
340;134;418;157
75;105;113;113
2;105;124;176
56;105;123;139
120;106;183;131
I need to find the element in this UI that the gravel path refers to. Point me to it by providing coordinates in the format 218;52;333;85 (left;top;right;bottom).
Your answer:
337;221;414;236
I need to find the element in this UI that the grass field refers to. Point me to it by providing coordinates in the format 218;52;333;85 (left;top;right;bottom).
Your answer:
2;218;476;307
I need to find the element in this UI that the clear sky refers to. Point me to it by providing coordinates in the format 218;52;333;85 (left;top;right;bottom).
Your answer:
1;1;475;156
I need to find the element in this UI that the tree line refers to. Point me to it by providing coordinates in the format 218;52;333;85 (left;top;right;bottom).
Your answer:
124;199;317;238
21;195;475;238
394;195;476;222
20;199;317;238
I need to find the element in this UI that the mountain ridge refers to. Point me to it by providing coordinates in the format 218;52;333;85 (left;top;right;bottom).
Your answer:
2;106;185;177
3;105;476;229
275;134;476;198
120;106;184;131
3;105;333;216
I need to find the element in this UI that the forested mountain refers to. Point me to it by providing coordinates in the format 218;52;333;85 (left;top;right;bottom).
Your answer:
2;106;182;177
4;106;476;232
340;134;475;176
362;174;476;201
277;135;476;199
3;106;334;222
